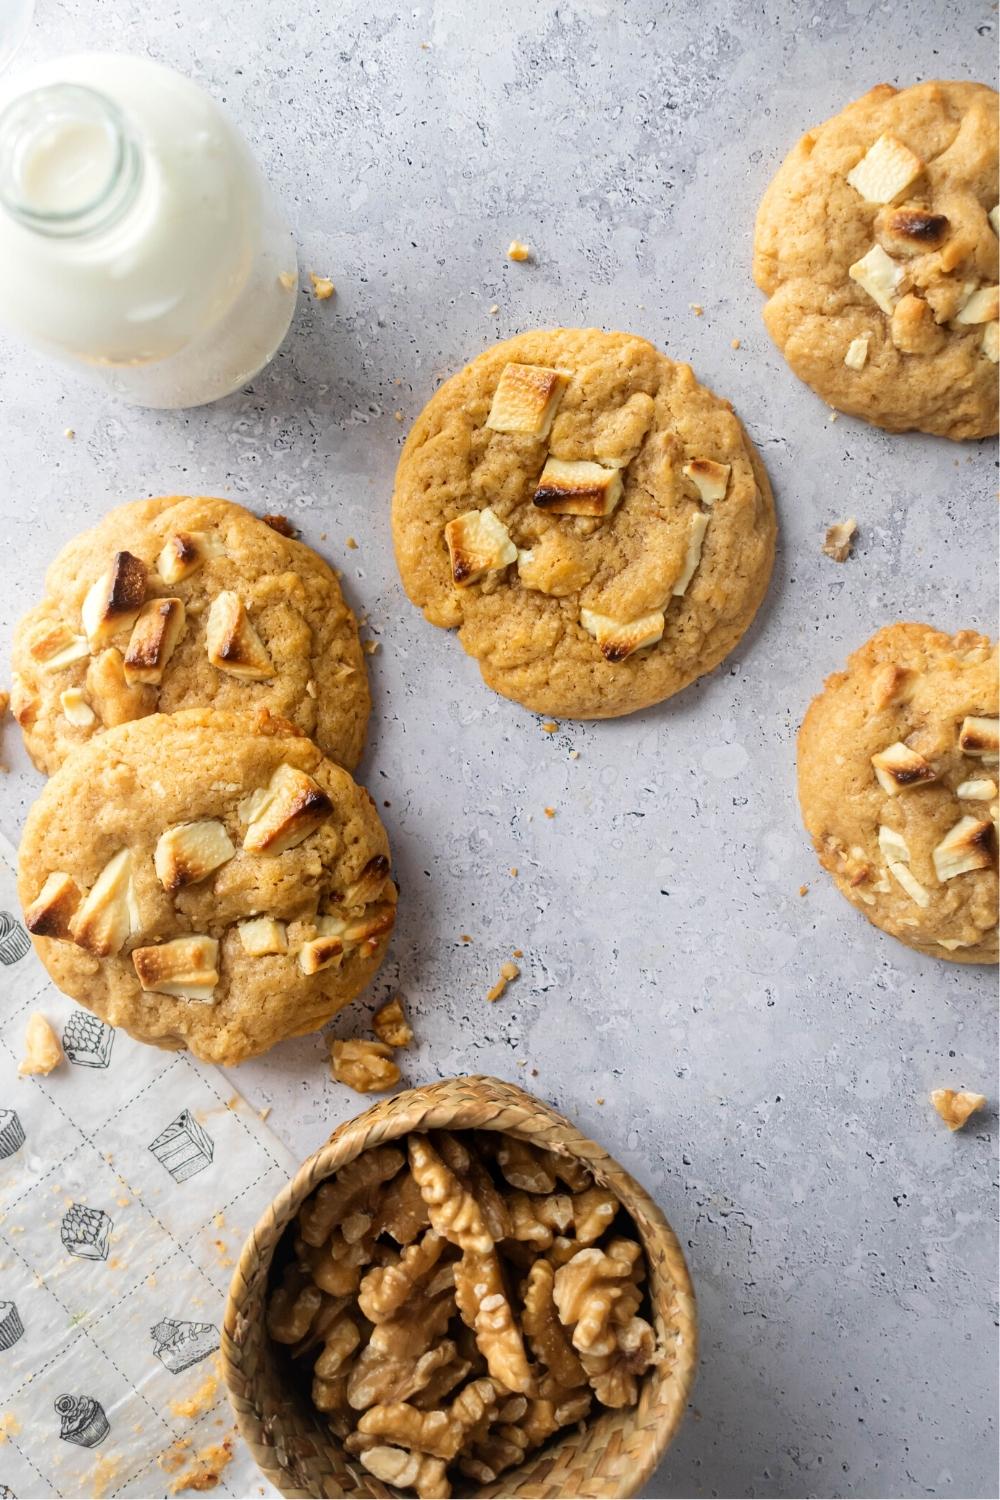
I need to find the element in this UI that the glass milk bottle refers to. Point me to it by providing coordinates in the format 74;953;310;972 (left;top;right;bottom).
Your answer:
0;53;298;408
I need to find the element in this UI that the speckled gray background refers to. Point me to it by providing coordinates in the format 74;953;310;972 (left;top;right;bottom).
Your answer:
0;1;997;1496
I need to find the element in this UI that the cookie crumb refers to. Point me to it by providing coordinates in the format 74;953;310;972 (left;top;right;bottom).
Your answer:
798;884;809;897
277;270;297;292
345;536;358;550
64;427;75;439
309;273;335;300
595;1096;605;1105
541;720;558;734
512;948;524;959
18;1012;62;1076
822;517;857;563
486;960;520;1002
460;933;473;944
363;639;380;655
489;304;500;315
506;240;531;262
258;1106;272;1122
262;513;297;537
544;806;556;819
509;866;518;877
731;338;741;349
827;409;839;422
930;1088;986;1131
568;749;580;760
690;303;704;316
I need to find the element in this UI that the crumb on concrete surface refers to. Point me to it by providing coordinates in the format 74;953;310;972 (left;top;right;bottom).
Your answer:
930;1088;987;1131
262;513;297;537
690;303;704;316
799;884;809;897
544;806;556;818
822;517;857;562
506;240;531;262
18;1012;62;1076
345;536;358;549
486;960;520;1002
309;273;335;300
541;720;558;734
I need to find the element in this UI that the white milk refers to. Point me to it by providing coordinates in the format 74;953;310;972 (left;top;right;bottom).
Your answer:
0;54;298;407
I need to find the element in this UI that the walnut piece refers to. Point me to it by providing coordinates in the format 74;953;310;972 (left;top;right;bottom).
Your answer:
372;997;413;1047
930;1088;987;1131
18;1012;62;1076
822;518;857;563
331;1039;401;1094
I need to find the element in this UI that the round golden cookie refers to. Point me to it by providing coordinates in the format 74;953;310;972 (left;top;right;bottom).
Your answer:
11;495;369;775
754;81;999;439
17;708;396;1063
798;624;998;963
391;328;776;719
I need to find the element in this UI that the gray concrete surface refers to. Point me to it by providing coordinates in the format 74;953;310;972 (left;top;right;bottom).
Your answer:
0;1;997;1496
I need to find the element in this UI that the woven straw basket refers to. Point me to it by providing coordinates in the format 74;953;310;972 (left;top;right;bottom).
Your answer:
222;1075;698;1499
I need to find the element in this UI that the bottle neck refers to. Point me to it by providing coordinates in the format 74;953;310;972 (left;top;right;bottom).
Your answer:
0;82;142;238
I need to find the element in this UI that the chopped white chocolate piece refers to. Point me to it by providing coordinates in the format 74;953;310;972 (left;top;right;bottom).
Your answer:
533;458;623;518
846;133;924;203
242;763;333;854
238;916;288;956
877;824;911;864
485;363;569;438
982;322;999;363
81;551;147;648
71;849;139;957
958;715;999;762
342;854;392;907
871;741;937;794
315;904;395;953
822;518;857;563
955;778;997;800
24;871;81;942
18;1012;62;1076
990;206;1000;237
844;335;871;370
132;935;220;1002
156;529;223;585
849;244;905;315
123;597;186;686
580;606;665;662
887;860;930;907
955;285;999;325
682;458;730;505
444;507;517;586
154;819;235;891
206;592;274;680
298;932;344;974
59;687;96;727
932;816;994;882
27;621;91;671
672;512;710;596
931;1088;987;1131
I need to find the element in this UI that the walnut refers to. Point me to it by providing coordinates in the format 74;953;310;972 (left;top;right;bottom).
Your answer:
453;1249;532;1393
298;1146;404;1247
359;1445;451;1499
358;1229;447;1322
408;1135;495;1254
522;1257;587;1390
372;996;413;1048
931;1089;987;1131
330;1039;401;1094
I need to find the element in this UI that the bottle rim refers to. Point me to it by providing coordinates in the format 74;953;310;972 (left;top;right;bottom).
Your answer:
0;81;141;237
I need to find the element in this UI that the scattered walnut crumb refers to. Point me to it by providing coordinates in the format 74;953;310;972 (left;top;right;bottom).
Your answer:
596;1096;605;1105
486;960;521;1002
690;303;704;316
372;996;413;1048
541;720;558;734
167;1436;235;1494
18;1012;62;1076
331;1038;401;1094
512;948;524;959
64;427;75;439
309;273;335;300
170;1368;219;1421
544;806;556;818
262;513;297;537
345;535;358;549
393;410;403;422
277;270;297;291
931;1088;987;1131
506;240;531;262
822;518;857;563
731;338;741;349
489;304;500;315
798;884;809;897
509;866;518;877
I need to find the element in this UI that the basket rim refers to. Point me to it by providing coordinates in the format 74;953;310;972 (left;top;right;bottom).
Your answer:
222;1074;698;1499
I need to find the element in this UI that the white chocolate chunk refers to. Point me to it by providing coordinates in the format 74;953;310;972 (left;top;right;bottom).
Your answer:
81;551;147;648
123;597;186;686
958;715;999;762
298;932;344;974
206;592;274;680
877;825;911;864
887;860;930;907
932;816;994;882
27;621;91;671
242;763;333;854
444;507;517;586
955;778;997;800
682;458;730;505
846;133;924;203
955;285;999;325
672;512;710;596
59;687;96;727
238;916;288;956
154;820;236;891
871;741;937;795
132;935;219;1002
533;458;623;518
990;206;1000;237
24;871;82;942
844;334;871;370
485;363;569;438
849;244;905;316
579;606;665;662
71;849;140;957
982;321;999;363
156;529;224;585
317;904;395;952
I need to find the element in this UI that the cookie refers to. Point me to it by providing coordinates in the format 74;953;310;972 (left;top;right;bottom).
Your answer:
754;81;999;439
11;496;369;775
798;624;998;963
17;708;396;1063
391;328;776;719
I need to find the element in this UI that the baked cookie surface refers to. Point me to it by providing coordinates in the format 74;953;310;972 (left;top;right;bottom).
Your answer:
17;709;396;1063
11;495;369;774
798;624;998;963
391;328;776;719
753;81;999;439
